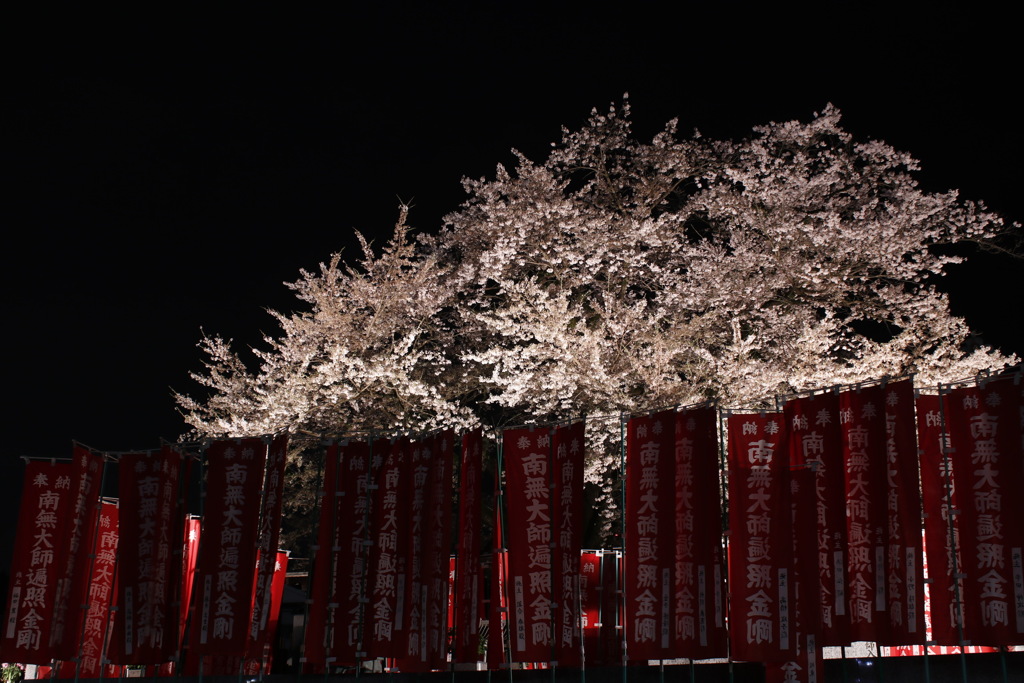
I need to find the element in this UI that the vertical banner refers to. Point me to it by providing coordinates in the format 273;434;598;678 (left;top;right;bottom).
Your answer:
553;421;585;667
247;434;289;658
487;549;508;670
625;410;675;661
881;533;999;656
764;466;823;683
397;437;430;671
839;384;889;642
366;436;411;660
50;446;105;660
881;379;925;645
916;393;962;645
486;461;507;671
109;447;183;664
944;375;1024;645
448;557;457;639
302;441;342;669
159;516;201;677
242;551;289;675
454;429;484;664
599;551;624;665
56;501;119;679
190;438;267;657
784;391;849;646
674;406;728;658
329;439;375;665
726;412;794;663
503;427;554;664
580;552;602;663
423;431;455;669
82;501;119;677
2;460;72;663
177;516;201;666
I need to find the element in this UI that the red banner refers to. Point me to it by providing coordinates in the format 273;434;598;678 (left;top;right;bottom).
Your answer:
397;437;430;671
156;515;201;677
242;551;289;675
553;421;585;666
839;384;889;642
487;461;507;671
674;406;728;658
591;551;624;666
578;550;623;666
50;446;105;660
109;447;183;664
2;461;72;663
189;438;267;657
423;431;455;669
247;434;289;657
302;441;342;669
504;427;555;663
727;412;795;663
580;552;602;661
366;436;411;659
944;376;1024;645
784;391;849;646
883;533;997;656
330;438;379;664
916;393;962;644
625;410;675;661
881;379;925;645
56;501;119;678
765;466;823;683
487;549;508;670
454;429;484;663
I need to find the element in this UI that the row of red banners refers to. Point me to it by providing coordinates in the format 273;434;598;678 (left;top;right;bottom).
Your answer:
3;372;1022;674
302;432;459;672
1;436;291;676
298;374;1020;677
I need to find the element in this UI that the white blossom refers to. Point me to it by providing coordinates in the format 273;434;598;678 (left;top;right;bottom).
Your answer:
177;101;1016;542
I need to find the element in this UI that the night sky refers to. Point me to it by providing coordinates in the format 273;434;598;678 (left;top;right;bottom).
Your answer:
4;7;1022;566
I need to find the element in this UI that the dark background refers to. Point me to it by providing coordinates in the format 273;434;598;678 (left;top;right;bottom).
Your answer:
3;6;1021;573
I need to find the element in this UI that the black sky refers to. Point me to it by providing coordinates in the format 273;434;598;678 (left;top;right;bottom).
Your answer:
4;4;1021;539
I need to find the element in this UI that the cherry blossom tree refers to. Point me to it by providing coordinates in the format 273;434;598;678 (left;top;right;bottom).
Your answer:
177;101;1017;544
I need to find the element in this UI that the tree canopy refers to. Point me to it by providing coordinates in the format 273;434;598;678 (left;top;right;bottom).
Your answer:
176;101;1017;543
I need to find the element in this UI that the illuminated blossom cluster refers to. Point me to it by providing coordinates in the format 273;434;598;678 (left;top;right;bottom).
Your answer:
177;101;1015;541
